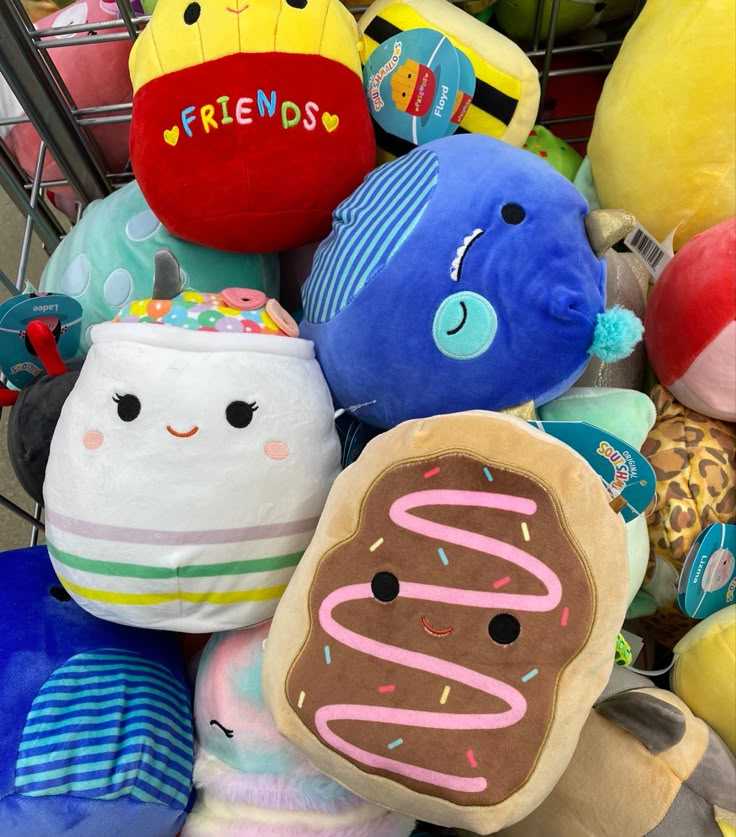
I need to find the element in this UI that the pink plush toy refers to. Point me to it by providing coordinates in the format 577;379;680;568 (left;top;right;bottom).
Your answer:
185;621;415;837
0;0;132;211
645;217;736;422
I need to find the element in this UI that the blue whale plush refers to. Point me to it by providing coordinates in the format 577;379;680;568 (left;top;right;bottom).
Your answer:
0;546;193;836
302;134;642;429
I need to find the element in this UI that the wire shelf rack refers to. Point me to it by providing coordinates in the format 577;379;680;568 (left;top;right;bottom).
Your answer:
0;0;646;543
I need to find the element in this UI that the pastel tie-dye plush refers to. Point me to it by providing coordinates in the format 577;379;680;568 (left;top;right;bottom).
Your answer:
184;622;415;837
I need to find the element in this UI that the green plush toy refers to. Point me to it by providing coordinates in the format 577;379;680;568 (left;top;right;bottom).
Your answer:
494;0;604;41
38;180;279;354
523;125;583;181
539;387;657;608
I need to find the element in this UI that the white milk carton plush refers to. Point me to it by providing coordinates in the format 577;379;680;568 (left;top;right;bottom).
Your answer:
43;251;341;633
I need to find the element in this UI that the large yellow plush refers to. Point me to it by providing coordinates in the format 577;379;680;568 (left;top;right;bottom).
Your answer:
672;606;736;755
588;0;736;251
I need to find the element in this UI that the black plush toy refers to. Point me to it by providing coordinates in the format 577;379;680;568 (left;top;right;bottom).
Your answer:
2;319;82;506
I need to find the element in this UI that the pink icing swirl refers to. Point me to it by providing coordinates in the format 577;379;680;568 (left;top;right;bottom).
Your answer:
313;488;563;793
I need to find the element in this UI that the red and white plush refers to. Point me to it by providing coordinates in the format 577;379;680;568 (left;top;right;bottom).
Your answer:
0;0;132;213
645;217;736;422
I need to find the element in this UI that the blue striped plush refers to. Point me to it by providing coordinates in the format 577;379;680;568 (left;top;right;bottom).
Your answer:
303;149;439;324
15;649;192;808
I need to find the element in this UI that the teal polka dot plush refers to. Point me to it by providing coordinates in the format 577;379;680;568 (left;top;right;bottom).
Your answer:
38;181;279;354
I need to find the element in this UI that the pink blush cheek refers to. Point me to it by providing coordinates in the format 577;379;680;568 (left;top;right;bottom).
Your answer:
264;441;289;460
82;430;104;450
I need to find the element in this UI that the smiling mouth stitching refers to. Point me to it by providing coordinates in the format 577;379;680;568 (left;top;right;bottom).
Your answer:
226;3;248;12
166;425;199;438
421;615;454;636
446;301;468;335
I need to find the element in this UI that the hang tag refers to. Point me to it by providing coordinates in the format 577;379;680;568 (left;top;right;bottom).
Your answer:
528;421;656;523
678;523;736;620
623;223;673;281
0;293;82;389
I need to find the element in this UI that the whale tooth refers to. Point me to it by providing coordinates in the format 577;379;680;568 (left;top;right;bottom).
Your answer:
450;229;484;281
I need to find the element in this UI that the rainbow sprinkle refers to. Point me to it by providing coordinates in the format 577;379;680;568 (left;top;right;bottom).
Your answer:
483;467;494;482
324;645;331;664
378;685;395;694
438;547;449;566
560;607;569;627
298;690;305;708
387;738;404;750
466;749;478;768
521;522;530;541
493;576;511;589
424;467;441;479
369;538;384;552
440;685;451;705
522;668;539;682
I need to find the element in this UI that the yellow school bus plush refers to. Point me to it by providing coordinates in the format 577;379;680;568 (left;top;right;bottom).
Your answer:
359;0;539;161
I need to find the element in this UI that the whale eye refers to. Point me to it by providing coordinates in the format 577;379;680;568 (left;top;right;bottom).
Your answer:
113;393;141;422
183;2;200;24
286;0;308;7
226;400;258;429
501;203;526;225
209;719;234;738
488;613;521;645
371;571;399;602
49;585;71;602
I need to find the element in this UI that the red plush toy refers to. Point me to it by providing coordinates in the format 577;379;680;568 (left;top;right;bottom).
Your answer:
128;0;375;253
645;217;736;422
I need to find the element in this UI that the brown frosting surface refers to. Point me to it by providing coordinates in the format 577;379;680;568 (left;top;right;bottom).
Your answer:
287;452;595;806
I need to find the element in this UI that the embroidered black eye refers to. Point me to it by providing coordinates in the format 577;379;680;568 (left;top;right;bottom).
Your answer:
113;393;141;422
371;571;399;602
183;2;200;24
286;0;308;7
226;400;258;428
209;719;234;738
49;585;71;602
488;613;521;645
501;203;526;225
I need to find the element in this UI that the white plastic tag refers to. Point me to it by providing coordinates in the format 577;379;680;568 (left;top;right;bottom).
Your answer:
624;223;673;281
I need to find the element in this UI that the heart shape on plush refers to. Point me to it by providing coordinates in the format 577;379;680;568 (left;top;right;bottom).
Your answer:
322;112;339;133
163;126;180;146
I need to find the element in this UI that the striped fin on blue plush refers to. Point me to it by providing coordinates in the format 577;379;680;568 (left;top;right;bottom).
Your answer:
15;648;192;808
303;149;440;325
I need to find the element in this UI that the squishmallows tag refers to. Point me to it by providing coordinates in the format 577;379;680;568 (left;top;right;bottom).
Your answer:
645;217;736;422
184;621;415;837
263;411;629;833
43;251;341;633
358;0;539;161
128;0;375;252
301;134;643;429
0;546;193;837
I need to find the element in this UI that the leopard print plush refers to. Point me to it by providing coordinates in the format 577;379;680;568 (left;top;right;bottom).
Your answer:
640;386;736;648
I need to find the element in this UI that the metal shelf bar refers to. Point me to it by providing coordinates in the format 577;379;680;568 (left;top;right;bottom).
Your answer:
0;1;111;206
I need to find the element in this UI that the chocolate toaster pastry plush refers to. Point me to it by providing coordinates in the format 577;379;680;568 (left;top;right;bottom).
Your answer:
128;0;375;252
263;411;629;833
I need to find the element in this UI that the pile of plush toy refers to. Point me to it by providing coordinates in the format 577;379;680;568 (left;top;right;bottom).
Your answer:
0;0;734;835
